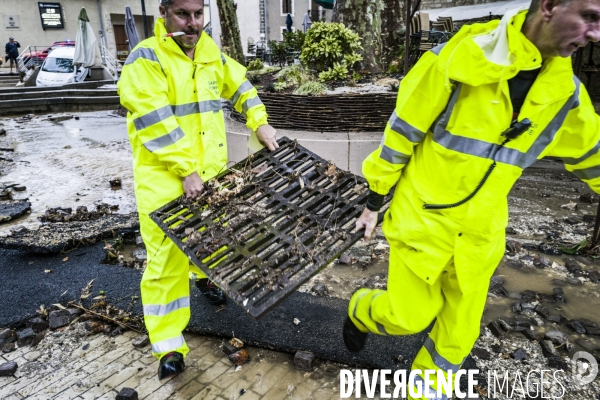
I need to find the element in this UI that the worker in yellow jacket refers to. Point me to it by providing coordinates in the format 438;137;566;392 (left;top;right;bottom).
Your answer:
118;0;277;379
345;0;600;398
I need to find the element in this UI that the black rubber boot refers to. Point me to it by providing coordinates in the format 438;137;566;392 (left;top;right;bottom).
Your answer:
195;278;226;306
158;351;185;380
343;316;368;353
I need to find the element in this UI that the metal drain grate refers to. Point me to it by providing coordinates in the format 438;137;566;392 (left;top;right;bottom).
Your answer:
150;137;391;318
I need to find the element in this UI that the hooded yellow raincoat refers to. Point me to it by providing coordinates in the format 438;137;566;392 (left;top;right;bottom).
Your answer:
350;9;600;398
118;19;268;359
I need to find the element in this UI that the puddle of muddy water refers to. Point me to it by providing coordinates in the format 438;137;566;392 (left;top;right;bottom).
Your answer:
0;111;136;236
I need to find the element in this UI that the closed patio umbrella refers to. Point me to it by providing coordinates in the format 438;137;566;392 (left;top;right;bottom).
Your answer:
125;6;140;50
73;7;101;68
286;14;293;32
302;13;312;33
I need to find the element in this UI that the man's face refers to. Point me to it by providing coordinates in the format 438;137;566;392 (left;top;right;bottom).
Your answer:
9;39;13;43
159;0;204;50
542;0;600;57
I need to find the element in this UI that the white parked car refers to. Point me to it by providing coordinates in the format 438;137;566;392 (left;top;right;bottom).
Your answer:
36;47;88;87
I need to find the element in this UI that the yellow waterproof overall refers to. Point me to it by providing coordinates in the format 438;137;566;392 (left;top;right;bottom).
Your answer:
119;19;268;359
352;10;600;398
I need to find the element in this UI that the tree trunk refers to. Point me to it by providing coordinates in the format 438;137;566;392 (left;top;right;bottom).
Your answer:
216;0;245;65
332;0;402;74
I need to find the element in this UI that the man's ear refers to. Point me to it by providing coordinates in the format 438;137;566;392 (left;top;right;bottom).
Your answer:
159;5;167;18
540;0;559;21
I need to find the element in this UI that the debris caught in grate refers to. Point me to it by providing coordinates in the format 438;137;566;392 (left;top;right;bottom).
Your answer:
150;137;391;318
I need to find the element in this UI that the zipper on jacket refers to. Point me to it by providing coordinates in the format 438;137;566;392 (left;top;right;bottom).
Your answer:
423;119;532;210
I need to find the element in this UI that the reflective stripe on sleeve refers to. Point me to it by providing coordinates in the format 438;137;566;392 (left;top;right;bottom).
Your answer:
151;334;185;354
380;145;411;165
242;96;264;116
388;111;426;143
143;126;185;152
125;47;160;65
368;293;388;335
430;43;447;55
134;105;174;131
570;164;600;180
231;81;254;106
143;296;190;317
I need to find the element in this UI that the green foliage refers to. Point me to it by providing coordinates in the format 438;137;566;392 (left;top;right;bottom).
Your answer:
272;80;288;91
300;22;363;82
386;45;405;74
283;30;306;54
268;40;288;68
247;73;261;84
293;80;328;95
276;64;313;86
268;31;306;68
246;58;264;71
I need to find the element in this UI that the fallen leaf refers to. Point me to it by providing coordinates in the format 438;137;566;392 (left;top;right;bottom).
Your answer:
52;303;66;310
62;257;68;262
44;269;52;273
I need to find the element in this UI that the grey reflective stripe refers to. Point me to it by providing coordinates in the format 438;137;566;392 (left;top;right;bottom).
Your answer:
563;139;600;165
221;53;227;64
368;293;388;334
231;80;254;106
125;47;160;65
571;76;581;109
389;111;426;143
380;145;411;165
430;42;447;55
431;79;581;169
242;96;264;116
134;105;174;131
151;334;185;354
172;102;199;117
143;296;190;317
413;374;448;400
199;99;222;113
424;337;463;373
143;126;185;152
570;165;600;180
352;291;370;331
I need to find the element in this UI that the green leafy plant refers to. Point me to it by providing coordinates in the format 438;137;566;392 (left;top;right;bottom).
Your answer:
276;64;313;86
246;58;264;71
268;40;289;68
300;22;363;82
293;80;328;95
247;73;261;84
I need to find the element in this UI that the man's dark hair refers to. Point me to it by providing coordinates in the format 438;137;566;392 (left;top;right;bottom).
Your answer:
527;0;572;19
160;0;175;9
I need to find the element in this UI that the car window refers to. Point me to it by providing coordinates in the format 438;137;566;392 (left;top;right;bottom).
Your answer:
42;57;74;73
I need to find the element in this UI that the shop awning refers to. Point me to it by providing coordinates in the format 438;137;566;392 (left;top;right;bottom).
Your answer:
314;0;334;10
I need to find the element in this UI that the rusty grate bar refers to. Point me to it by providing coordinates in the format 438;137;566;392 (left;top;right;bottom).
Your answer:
150;137;391;318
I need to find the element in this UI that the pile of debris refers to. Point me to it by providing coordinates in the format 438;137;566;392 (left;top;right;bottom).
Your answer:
39;204;119;223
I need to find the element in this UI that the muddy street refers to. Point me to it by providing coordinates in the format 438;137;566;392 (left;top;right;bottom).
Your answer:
1;110;600;398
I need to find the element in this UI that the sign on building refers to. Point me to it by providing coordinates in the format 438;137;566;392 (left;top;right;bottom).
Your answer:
4;15;20;30
38;2;64;29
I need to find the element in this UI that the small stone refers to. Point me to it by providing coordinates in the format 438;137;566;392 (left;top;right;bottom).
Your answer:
506;226;517;234
539;242;563;255
311;282;328;296
506;240;522;253
2;342;15;353
222;342;239;356
567;320;586;333
522;329;541;342
583;214;596;223
294;351;314;371
66;308;83;322
0;328;11;339
520;301;538;311
564;258;582;273
491;344;504;353
109;178;122;188
132;335;150;348
511;348;529;361
471;347;491;360
551;279;567;287
553;287;566;303
487;320;508;338
132;249;147;262
13;185;26;192
540;340;559;357
561;201;577;211
547;356;569;370
338;253;351;265
565;277;583;285
48;310;70;329
547;314;562;324
521;290;537;302
564;216;582;225
489;276;505;287
580;193;596;203
512;301;523;313
9;225;28;234
506;259;524;269
27;317;49;333
82;343;90;350
535;305;550;320
0;361;17;376
135;236;144;246
16;327;36;347
538;293;556;303
514;318;532;331
579;319;598;330
586;327;600;336
588;271;600;283
544;330;569;346
31;332;45;347
293;318;300;325
116;387;139;400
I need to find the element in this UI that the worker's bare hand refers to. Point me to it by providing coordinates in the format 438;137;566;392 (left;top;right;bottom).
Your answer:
355;208;378;241
182;171;204;199
255;124;279;151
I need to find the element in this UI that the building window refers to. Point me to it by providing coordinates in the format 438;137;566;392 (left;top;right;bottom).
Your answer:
282;0;292;15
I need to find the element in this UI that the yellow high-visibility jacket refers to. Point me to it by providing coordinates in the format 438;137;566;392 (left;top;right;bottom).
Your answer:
118;19;268;214
364;10;600;292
